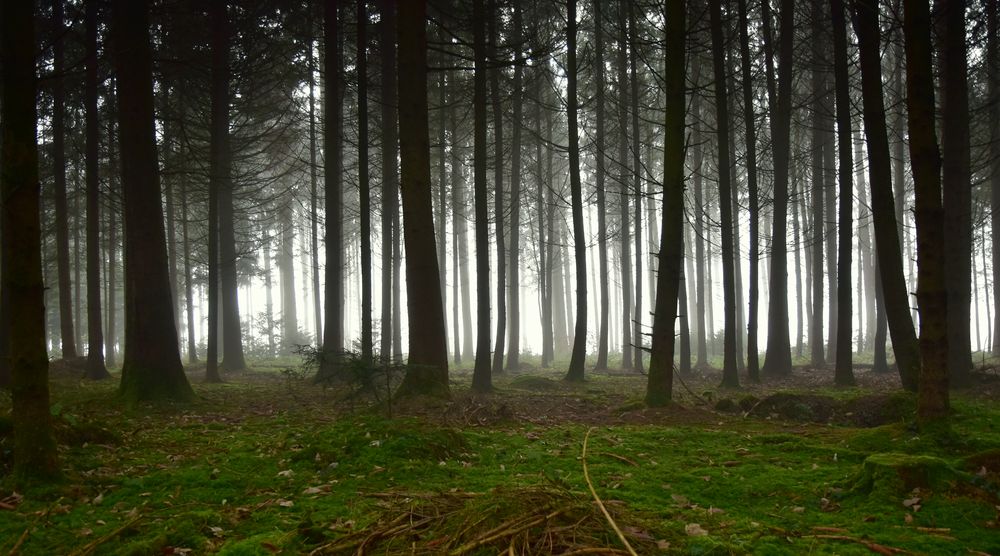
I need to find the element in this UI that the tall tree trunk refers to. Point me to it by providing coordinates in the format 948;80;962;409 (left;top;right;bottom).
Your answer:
489;0;507;376
709;0;739;388
451;88;474;363
593;0;610;371
565;0;588;382
379;0;398;363
692;63;708;368
646;0;685;406
855;128;876;353
1;0;60;478
320;0;344;378
206;1;222;382
105;108;118;368
615;2;632;370
536;65;554;369
852;0;920;391
52;0;78;360
937;0;973;387
830;0;855;385
760;0;795;376
358;0;373;365
395;0;450;398
112;0;193;402
437;71;448;359
793;172;805;357
85;0;110;380
809;37;826;369
472;0;492;392
181;178;198;364
903;0;949;425
506;0;523;371
279;204;300;349
989;0;1000;355
628;0;643;372
309;13;323;344
737;0;760;380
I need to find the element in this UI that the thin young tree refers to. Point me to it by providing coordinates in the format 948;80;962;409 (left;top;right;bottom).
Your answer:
646;0;685;406
708;0;739;388
851;0;919;391
989;0;1000;357
489;0;507;376
379;0;398;363
565;0;588;382
394;0;450;398
1;0;61;480
358;0;374;365
472;0;493;392
111;0;194;402
830;0;855;386
593;0;611;371
736;0;760;381
506;0;524;371
760;0;795;376
85;0;110;380
903;0;949;425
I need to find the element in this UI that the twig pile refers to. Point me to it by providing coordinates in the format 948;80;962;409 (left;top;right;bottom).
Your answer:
308;485;658;555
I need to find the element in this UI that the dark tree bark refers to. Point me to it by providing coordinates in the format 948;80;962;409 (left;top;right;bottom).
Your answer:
615;1;632;370
936;0;972;387
535;68;554;368
211;0;246;374
1;0;60;479
206;0;222;382
506;0;524;371
450;87;474;363
809;10;827;368
594;0;611;371
565;0;588;382
379;0;398;363
105;108;118;368
52;0;78;360
760;0;795;376
737;0;760;381
111;0;194;402
395;0;450;398
708;0;739;388
646;0;685;406
279;204;300;348
691;66;708;369
309;11;323;345
628;0;643;372
84;0;110;380
851;0;919;391
830;0;855;386
320;0;344;377
489;0;507;376
472;0;492;392
989;0;1000;355
358;0;373;365
181;176;198;364
903;0;949;425
437;71;448;360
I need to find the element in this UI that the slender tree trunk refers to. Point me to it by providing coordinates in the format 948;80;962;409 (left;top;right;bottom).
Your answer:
437;70;448;359
206;1;222;382
358;0;373;365
52;0;78;360
937;0;973;387
565;0;588;382
594;0;610;371
793;171;805;357
451;89;474;363
628;1;643;372
536;68;554;368
395;0;450;398
489;0;507;376
615;3;632;370
2;0;60;478
809;34;827;368
319;0;344;378
760;0;795;376
737;0;759;380
692;65;708;368
379;0;398;362
852;0;920;391
506;0;523;371
105;109;118;368
903;0;949;425
709;0;739;388
112;0;193;402
646;0;685;406
830;0;855;385
181;177;198;364
309;14;323;344
989;0;1000;355
472;0;492;392
84;0;110;379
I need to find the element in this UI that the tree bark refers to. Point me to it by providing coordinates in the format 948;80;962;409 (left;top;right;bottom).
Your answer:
615;1;632;370
809;10;827;368
760;0;795;376
85;0;110;379
1;0;61;478
358;0;373;365
112;0;194;402
506;0;524;371
830;0;855;386
989;0;1000;355
379;0;398;363
395;0;450;398
628;0;643;372
594;0;610;371
737;0;760;380
852;0;919;391
903;0;949;425
489;0;507;376
936;0;973;387
646;0;684;406
472;0;492;392
565;0;588;382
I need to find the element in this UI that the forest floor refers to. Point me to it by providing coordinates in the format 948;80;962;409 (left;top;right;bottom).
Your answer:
2;357;1000;555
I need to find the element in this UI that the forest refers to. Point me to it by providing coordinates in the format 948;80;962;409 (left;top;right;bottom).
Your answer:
1;0;1000;553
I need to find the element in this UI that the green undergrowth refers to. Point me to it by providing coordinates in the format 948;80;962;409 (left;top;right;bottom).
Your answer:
0;368;999;554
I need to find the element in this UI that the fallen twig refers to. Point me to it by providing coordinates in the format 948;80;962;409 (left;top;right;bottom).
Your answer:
5;528;30;556
804;534;910;555
582;427;638;556
66;517;141;556
595;452;639;467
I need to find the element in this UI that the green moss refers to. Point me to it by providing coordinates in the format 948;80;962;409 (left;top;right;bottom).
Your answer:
850;452;959;494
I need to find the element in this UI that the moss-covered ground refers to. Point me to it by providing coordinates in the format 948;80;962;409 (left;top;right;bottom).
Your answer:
1;359;999;554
